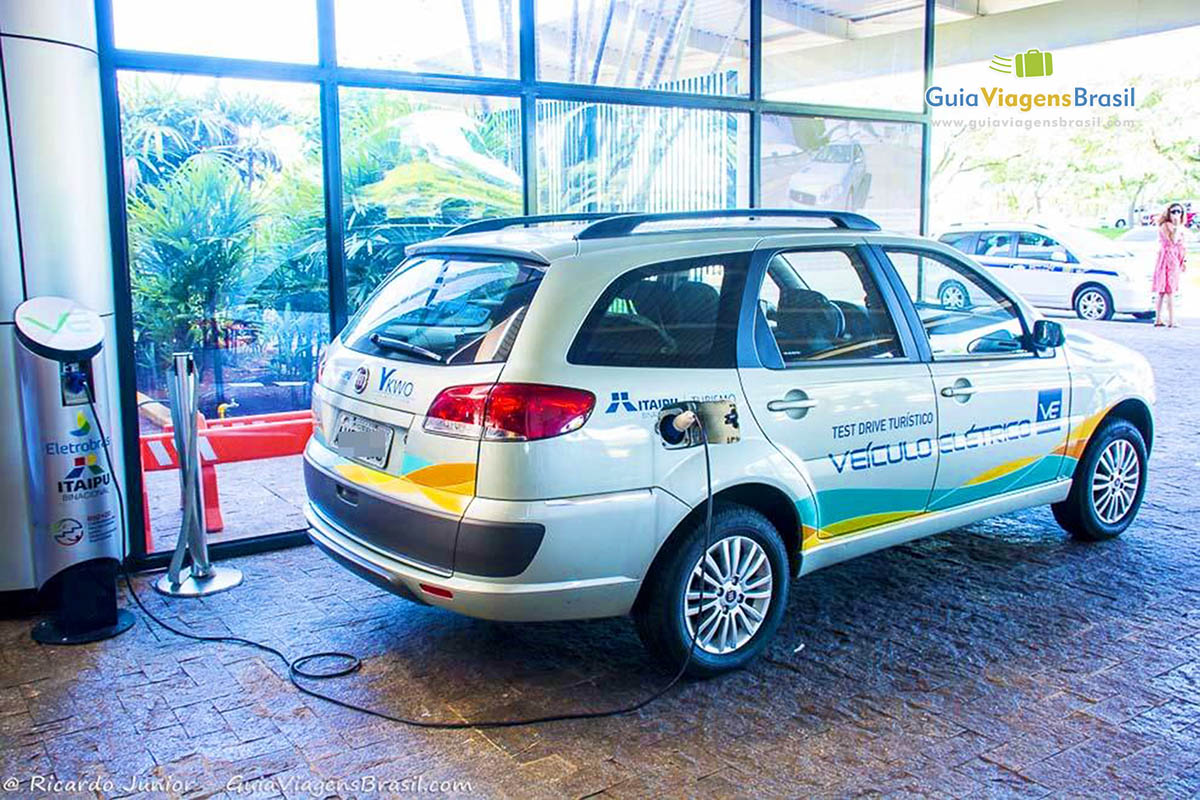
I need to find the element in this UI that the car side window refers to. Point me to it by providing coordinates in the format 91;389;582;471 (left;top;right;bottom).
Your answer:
568;253;748;368
757;248;903;364
1016;232;1072;263
974;232;1013;257
939;232;976;254
886;249;1031;359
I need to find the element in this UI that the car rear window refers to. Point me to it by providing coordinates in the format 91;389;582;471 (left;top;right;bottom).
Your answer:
568;253;749;368
343;254;544;365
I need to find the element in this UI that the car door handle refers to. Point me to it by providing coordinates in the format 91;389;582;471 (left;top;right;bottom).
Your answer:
767;398;818;412
940;385;977;398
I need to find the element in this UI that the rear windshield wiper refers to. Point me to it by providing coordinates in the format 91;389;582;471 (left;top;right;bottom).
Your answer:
370;333;443;363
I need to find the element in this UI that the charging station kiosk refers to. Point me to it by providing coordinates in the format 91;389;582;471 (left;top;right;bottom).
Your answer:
14;296;132;644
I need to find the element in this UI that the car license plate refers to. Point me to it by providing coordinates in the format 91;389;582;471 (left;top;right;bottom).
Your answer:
333;412;394;469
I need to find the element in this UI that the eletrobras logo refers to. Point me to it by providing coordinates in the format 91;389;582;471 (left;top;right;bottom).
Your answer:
927;47;1136;113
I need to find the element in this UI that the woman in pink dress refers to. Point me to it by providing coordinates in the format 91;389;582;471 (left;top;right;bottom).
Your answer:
1153;203;1188;327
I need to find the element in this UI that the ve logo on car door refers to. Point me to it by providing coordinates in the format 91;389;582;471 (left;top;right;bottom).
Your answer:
1036;388;1063;433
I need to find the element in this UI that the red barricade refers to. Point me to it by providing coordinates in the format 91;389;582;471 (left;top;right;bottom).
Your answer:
139;410;315;549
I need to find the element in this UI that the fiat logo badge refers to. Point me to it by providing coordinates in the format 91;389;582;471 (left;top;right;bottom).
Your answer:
353;366;369;394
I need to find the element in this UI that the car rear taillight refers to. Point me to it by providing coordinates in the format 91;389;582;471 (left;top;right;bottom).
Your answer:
423;384;493;439
423;383;595;442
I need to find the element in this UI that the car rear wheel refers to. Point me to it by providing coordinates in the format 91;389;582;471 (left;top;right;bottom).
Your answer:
1051;418;1147;541
634;504;789;678
937;280;969;311
1074;285;1114;320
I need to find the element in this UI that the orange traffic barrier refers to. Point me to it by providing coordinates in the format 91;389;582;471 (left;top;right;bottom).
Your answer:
139;409;315;548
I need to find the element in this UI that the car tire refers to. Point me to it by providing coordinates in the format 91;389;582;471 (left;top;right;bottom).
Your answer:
1074;285;1114;321
937;280;969;310
633;503;789;678
1114;219;1127;229
1051;418;1147;541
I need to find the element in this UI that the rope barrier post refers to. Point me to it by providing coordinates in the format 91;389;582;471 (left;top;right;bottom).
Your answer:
154;352;243;597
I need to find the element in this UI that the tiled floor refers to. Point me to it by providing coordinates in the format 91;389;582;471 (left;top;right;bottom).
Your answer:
2;317;1198;798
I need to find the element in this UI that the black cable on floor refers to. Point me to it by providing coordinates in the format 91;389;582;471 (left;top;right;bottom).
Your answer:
89;387;714;729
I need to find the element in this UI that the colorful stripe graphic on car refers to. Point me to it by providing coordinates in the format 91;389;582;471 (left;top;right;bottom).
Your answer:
796;406;1111;549
333;461;477;514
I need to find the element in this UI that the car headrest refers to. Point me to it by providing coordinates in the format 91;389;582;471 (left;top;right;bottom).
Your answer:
775;287;844;356
673;281;720;326
621;280;676;326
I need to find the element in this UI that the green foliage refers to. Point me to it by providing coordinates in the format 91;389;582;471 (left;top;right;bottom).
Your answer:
123;76;528;396
127;154;259;361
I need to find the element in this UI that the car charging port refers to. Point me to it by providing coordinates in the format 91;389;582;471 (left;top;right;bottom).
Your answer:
658;400;741;449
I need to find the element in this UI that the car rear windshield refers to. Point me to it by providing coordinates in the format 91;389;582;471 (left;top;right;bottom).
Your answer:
342;254;545;365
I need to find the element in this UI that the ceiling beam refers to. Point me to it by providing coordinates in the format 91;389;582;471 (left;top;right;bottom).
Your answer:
762;0;853;40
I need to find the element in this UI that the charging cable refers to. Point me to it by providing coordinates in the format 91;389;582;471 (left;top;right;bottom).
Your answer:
85;382;714;729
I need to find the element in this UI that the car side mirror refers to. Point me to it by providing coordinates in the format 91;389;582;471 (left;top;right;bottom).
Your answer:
1031;319;1065;350
1050;250;1068;263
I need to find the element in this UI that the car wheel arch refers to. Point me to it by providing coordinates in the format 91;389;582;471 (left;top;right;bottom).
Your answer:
1103;398;1154;456
633;482;802;615
1067;398;1155;485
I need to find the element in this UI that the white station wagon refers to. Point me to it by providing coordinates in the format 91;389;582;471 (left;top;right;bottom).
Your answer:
938;222;1157;321
305;210;1155;676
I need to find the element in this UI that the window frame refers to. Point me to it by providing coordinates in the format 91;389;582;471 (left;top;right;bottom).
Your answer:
873;244;1039;364
739;243;921;370
566;251;751;370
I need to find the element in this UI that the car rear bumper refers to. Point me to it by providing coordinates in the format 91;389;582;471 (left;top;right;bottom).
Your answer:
305;502;642;621
303;452;677;622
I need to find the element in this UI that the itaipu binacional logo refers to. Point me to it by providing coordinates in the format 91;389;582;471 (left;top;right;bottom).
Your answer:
57;453;110;498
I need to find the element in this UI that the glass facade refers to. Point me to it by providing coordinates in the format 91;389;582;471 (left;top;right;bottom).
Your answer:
760;114;922;232
112;0;319;63
101;0;934;559
537;101;748;212
761;0;927;111
118;73;327;550
535;0;750;95
339;89;523;308
335;0;519;77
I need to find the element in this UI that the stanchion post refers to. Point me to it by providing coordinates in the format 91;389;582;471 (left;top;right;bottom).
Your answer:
155;353;243;597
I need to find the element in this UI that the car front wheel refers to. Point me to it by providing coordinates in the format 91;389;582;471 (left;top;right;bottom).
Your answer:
1074;285;1114;320
634;504;789;678
1052;418;1147;540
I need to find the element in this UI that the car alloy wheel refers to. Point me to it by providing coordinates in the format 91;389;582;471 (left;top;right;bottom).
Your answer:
1091;438;1141;525
939;282;967;310
1077;289;1109;320
682;535;773;655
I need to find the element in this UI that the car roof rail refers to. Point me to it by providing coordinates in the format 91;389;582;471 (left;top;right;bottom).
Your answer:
447;213;617;237
574;208;880;239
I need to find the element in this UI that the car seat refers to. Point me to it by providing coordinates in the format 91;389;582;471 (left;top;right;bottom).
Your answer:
774;288;844;358
671;281;720;355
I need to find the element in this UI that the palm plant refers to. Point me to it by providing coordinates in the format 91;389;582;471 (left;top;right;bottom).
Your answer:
126;154;261;395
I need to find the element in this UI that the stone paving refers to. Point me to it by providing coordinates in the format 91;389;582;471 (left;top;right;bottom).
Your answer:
1;317;1198;799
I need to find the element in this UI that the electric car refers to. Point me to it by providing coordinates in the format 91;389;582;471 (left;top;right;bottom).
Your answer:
304;210;1155;677
937;222;1156;320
